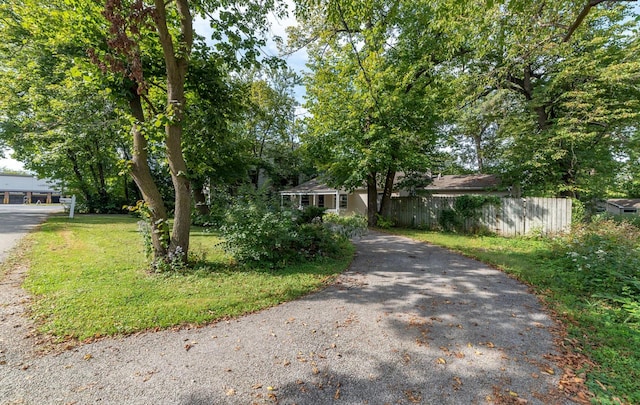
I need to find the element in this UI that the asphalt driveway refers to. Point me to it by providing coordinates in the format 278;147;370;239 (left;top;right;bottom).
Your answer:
0;204;63;263
0;230;572;404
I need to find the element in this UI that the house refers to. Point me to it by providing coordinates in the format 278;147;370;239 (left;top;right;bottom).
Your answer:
421;174;508;197
280;174;506;215
0;174;61;204
599;199;640;215
280;178;364;215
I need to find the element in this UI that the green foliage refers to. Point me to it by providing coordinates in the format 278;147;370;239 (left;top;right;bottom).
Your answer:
323;213;368;239
296;205;326;224
571;198;586;225
453;195;500;220
375;214;395;229
438;209;460;232
554;217;640;323
221;194;347;268
438;196;500;233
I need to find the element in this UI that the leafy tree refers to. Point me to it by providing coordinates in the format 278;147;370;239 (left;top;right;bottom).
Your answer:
294;0;463;226
0;0;135;211
450;1;640;198
236;67;306;190
97;0;283;265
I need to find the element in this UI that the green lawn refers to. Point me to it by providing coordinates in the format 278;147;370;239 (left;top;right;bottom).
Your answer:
20;214;353;341
384;228;640;405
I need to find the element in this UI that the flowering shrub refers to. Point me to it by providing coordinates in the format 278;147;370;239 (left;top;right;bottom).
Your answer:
555;216;640;323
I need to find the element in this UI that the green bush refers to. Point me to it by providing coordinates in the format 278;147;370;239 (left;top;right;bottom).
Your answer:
554;217;640;324
221;201;347;268
296;205;327;224
323;213;368;238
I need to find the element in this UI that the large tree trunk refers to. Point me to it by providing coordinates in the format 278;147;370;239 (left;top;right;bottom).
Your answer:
366;172;378;227
154;0;193;262
128;90;169;260
378;168;395;219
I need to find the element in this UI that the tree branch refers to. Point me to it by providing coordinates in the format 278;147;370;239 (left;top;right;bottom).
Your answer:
563;0;635;42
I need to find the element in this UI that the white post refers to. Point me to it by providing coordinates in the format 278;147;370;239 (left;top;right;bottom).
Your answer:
69;195;76;219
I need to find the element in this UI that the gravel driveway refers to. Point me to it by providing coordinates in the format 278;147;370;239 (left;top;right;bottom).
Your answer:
0;231;572;404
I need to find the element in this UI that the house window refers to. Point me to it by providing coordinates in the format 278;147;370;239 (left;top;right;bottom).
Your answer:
318;195;325;208
301;195;310;206
339;194;348;209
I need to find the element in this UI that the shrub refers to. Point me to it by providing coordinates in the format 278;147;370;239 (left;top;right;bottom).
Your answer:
554;216;640;324
296;205;327;224
323;213;368;238
221;201;348;268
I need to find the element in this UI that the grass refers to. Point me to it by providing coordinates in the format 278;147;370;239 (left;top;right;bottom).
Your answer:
384;228;640;405
20;214;353;341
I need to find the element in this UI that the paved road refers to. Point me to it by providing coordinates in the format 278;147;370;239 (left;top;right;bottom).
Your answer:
0;205;64;263
0;230;574;404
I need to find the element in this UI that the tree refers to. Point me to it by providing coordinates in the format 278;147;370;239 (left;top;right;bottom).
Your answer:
294;0;463;226
96;0;281;265
236;67;305;190
450;1;640;198
0;0;136;211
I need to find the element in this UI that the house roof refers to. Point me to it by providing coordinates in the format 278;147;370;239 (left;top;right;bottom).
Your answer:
606;199;640;209
280;178;342;195
425;174;501;191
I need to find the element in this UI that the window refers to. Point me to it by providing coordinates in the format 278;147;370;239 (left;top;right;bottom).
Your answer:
318;195;325;208
301;195;310;206
339;194;348;209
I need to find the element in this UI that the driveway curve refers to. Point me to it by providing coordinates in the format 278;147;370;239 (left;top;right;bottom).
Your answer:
0;204;63;263
0;231;572;404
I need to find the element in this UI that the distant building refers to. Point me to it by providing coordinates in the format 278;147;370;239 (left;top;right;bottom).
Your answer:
0;174;61;204
598;199;640;215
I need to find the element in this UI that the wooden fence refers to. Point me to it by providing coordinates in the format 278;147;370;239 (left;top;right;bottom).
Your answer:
390;196;572;236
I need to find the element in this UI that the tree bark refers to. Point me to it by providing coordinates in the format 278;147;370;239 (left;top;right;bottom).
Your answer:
128;89;169;260
153;0;193;261
366;172;378;227
378;168;395;219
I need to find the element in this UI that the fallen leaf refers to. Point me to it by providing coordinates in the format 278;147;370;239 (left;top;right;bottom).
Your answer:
334;388;341;399
437;357;447;364
226;389;235;396
83;354;92;361
267;386;276;391
543;368;555;375
252;384;262;389
486;342;495;348
404;390;422;403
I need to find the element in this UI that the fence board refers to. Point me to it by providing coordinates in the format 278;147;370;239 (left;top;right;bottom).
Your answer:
390;197;572;237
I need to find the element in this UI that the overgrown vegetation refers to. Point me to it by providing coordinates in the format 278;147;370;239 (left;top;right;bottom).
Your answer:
22;215;354;341
220;192;366;268
438;195;501;233
387;216;640;404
